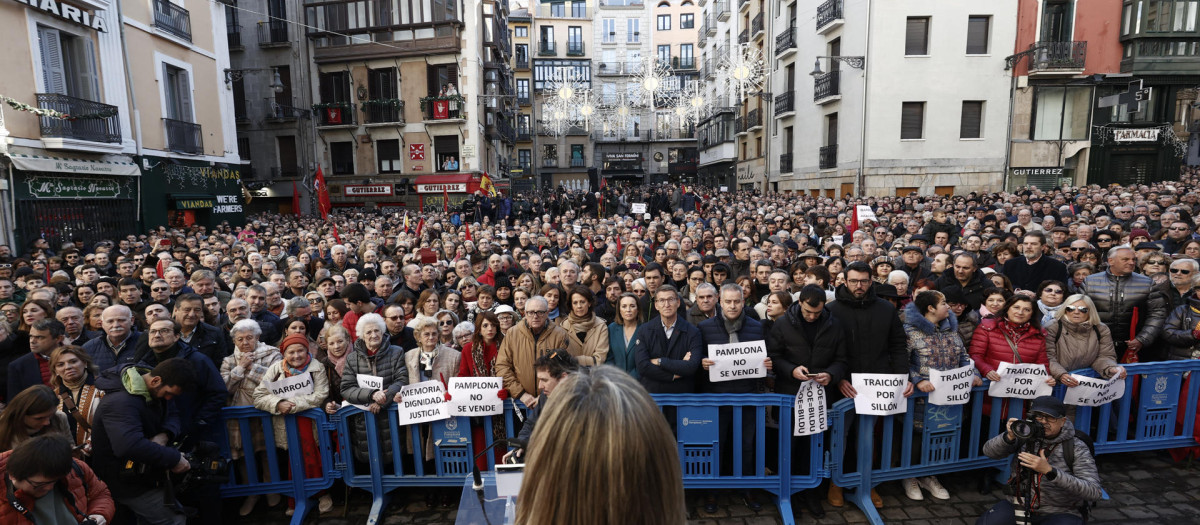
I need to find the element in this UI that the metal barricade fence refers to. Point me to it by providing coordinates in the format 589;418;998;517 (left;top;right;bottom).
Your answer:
218;407;339;524
216;360;1200;525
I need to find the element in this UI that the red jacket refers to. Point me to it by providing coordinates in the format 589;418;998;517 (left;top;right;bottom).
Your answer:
458;340;500;377
969;318;1049;376
477;268;496;287
0;451;115;524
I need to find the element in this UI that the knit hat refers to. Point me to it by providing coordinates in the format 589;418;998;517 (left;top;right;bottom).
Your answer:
279;333;310;354
1131;228;1150;240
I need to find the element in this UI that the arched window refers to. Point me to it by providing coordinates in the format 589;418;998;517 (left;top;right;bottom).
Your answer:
657;1;670;6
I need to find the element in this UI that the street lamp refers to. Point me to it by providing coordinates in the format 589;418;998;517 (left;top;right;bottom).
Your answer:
224;67;285;93
809;56;866;76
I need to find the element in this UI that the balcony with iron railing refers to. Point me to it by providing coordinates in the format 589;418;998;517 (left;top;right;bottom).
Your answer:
716;0;729;21
816;0;843;34
739;28;749;44
567;40;585;56
536;4;591;17
227;25;243;50
539;40;557;56
517;94;531;105
515;57;529;70
258;20;290;47
779;153;792;173
424;98;464;121
706;16;717;36
699;20;709;40
163;118;203;154
154;0;192;42
746;108;762;131
495;117;516;144
672;56;696;70
36;93;122;145
363;100;405;124
1027;41;1087;75
517;125;532;141
774;91;794;116
314;102;356;127
775;26;796;57
543;157;559;168
704;57;716;79
269;101;309;120
739;0;749;11
813;70;840;103
735;115;746;134
819;144;837;169
570;157;587;167
751;13;764;39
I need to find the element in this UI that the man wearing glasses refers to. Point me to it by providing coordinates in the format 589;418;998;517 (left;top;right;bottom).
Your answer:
1160;220;1195;255
496;296;581;409
1083;246;1167;362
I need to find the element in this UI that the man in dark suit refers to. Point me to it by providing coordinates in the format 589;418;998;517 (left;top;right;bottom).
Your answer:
382;304;418;351
7;318;64;400
172;293;228;365
633;284;703;394
56;306;99;347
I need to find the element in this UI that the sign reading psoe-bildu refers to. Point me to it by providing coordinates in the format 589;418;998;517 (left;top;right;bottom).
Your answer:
343;184;394;196
417;183;467;193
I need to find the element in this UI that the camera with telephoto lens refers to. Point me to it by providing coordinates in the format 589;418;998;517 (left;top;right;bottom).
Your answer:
1010;417;1045;443
177;441;230;490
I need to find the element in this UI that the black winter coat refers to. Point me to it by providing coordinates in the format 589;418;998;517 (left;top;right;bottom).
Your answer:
825;285;908;376
935;269;990;312
90;365;183;498
697;314;765;394
767;304;848;398
633;317;704;393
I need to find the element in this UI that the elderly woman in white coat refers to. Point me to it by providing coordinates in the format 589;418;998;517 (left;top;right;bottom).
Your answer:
253;333;333;516
223;318;283;515
400;317;461;507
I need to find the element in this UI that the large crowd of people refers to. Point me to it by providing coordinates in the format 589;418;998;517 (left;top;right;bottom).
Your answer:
3;174;1200;523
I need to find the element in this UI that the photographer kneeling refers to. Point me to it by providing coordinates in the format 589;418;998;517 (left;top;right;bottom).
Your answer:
978;396;1102;525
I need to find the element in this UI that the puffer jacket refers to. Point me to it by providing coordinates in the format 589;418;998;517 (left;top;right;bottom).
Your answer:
252;359;330;449
698;312;766;394
903;302;973;384
0;452;115;524
826;284;908;376
341;339;409;463
766;303;848;398
1162;297;1200;360
1082;272;1167;354
982;419;1103;516
968;318;1049;377
1044;319;1119;379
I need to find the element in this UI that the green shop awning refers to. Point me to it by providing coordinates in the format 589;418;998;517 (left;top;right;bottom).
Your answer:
6;152;140;176
171;194;215;210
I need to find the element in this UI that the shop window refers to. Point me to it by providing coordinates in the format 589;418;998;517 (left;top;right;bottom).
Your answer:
1031;86;1091;140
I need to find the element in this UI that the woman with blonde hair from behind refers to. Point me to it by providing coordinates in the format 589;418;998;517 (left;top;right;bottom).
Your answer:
517;365;685;525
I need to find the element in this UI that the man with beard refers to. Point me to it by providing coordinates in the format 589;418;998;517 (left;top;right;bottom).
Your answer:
1002;232;1069;293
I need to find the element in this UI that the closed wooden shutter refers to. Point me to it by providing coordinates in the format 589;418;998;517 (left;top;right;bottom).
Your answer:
960;101;984;139
38;26;67;95
966;16;990;54
176;69;193;122
80;38;100;101
901;102;924;139
905;17;929;55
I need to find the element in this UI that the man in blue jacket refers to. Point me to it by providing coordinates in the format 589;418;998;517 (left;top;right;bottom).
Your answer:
91;358;196;525
634;284;703;394
698;283;771;513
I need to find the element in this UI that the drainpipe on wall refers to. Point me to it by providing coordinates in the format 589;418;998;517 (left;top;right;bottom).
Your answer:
856;0;872;197
116;0;145;222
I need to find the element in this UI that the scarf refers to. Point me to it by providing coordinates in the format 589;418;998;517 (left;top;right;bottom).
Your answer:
420;347;438;379
328;350;349;376
564;312;599;336
472;340;496;377
723;312;745;344
999;318;1032;344
285;353;314;376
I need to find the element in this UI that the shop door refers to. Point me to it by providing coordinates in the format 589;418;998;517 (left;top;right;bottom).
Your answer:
18;199;136;250
1103;154;1156;186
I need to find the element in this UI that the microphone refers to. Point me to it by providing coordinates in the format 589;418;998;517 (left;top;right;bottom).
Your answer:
472;439;520;491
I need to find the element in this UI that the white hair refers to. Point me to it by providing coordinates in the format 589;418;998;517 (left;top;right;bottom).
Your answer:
887;270;910;284
355;312;387;339
452;321;475;339
230;318;262;337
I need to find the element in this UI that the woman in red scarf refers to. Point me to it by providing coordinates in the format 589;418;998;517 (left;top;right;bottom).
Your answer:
970;295;1057;419
253;333;332;516
458;312;508;470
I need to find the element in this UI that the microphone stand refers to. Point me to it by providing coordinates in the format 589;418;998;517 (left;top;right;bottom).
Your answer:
471;439;525;491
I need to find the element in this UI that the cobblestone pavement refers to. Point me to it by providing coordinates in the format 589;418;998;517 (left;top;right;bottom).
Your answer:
228;450;1199;524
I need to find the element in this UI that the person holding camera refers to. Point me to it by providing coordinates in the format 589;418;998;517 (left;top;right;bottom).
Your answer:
978;396;1103;525
90;359;196;525
0;434;114;524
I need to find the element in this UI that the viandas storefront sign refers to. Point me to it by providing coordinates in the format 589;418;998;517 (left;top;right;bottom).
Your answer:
26;176;123;198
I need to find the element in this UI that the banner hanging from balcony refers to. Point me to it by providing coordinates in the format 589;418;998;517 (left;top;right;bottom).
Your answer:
0;95;118;120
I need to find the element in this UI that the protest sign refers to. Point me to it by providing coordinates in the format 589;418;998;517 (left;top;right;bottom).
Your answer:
707;341;767;382
928;363;976;406
397;380;450;425
631;203;646;214
856;205;877;222
987;362;1053;399
264;373;315;399
852;373;908;415
1063;374;1126;407
794;381;828;436
448;377;505;416
357;374;383;391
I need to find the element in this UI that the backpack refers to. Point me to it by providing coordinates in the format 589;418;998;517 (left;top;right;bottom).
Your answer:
1061;430;1097;523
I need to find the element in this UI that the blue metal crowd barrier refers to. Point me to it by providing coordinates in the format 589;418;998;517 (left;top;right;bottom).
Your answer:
214;360;1200;525
217;407;339;524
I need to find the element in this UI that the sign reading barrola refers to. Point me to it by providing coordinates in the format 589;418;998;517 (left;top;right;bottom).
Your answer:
264;373;315;399
928;363;977;406
987;362;1053;399
448;377;504;416
707;341;767;382
794;381;827;436
397;380;450;425
852;373;909;415
1062;374;1126;407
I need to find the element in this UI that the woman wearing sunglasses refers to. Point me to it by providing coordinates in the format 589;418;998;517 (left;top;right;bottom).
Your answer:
1044;294;1125;388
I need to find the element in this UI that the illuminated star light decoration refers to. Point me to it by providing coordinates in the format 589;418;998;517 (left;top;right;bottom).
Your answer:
600;89;637;138
669;82;707;130
542;68;592;137
633;56;677;109
720;44;766;104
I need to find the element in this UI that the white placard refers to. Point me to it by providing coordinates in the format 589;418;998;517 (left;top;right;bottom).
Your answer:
794;381;828;437
397;380;450;425
573;224;581;234
928;363;977;406
448;377;505;416
852;373;908;415
1062;374;1126;407
832;235;844;246
987;362;1053;400
357;374;383;391
856;205;877;222
720;186;729;192
265;373;315;399
631;203;647;214
707;341;768;382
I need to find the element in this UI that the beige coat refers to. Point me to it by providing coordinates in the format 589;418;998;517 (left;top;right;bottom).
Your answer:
495;319;582;399
557;315;610;366
252;359;330;449
403;345;461;460
221;343;282;457
1044;319;1120;379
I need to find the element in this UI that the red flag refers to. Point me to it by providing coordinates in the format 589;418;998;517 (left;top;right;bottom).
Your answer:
330;222;342;244
314;166;331;220
1122;307;1141;364
292;181;300;216
444;188;449;214
416;217;425;238
848;205;859;238
465;224;472;242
